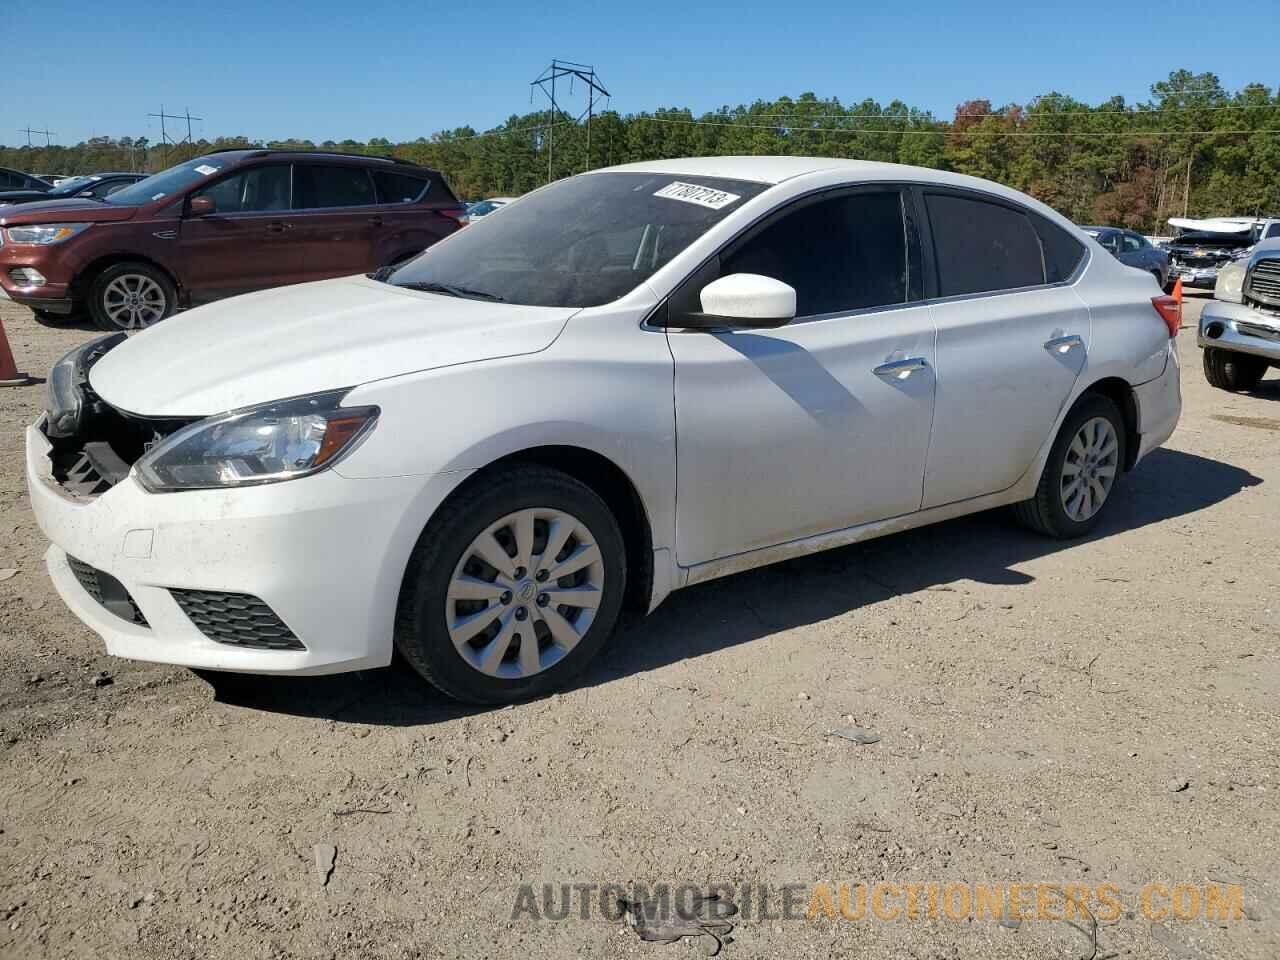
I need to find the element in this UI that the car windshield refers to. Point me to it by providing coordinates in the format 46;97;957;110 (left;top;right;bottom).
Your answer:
104;156;231;206
387;172;769;308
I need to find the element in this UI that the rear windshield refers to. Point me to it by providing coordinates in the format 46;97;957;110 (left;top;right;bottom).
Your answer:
385;172;769;308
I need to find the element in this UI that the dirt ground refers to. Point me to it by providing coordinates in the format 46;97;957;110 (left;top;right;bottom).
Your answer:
0;292;1276;960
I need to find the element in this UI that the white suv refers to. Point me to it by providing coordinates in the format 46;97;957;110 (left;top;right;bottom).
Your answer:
26;157;1182;703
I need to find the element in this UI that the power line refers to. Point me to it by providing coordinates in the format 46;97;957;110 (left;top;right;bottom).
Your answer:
629;115;1280;138
687;102;1280;124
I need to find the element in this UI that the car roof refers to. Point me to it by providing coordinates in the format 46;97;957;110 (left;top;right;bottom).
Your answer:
196;149;438;172
587;156;1072;213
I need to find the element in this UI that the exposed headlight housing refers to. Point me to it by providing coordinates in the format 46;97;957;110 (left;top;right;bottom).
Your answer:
136;390;379;493
1214;259;1247;304
5;223;91;245
45;333;126;438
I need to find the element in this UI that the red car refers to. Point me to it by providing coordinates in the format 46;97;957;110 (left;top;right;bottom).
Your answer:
0;149;464;330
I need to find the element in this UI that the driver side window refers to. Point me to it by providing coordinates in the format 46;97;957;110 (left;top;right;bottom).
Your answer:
719;190;910;317
191;165;291;213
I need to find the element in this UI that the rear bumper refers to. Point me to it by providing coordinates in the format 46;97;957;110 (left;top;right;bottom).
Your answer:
1198;300;1280;364
26;418;466;675
1133;344;1181;463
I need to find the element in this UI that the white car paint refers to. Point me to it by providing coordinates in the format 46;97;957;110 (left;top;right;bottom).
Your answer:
26;157;1181;677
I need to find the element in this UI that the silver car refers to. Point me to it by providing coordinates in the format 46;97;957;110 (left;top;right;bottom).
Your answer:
1199;238;1280;391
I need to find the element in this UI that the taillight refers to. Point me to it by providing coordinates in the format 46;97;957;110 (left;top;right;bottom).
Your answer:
436;206;466;225
1151;295;1181;338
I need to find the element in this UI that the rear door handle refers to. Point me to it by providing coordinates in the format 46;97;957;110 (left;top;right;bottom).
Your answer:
1044;334;1084;354
368;216;384;227
266;221;293;234
873;357;930;379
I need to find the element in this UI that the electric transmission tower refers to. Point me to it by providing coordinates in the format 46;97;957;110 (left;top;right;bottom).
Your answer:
18;126;55;147
530;60;609;183
147;106;204;168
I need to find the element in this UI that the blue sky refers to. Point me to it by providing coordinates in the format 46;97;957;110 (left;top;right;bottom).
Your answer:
6;0;1276;146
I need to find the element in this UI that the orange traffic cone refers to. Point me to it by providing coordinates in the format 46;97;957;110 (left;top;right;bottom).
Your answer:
1171;277;1184;327
0;317;32;387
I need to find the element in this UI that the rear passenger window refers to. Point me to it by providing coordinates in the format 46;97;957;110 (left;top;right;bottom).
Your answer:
1031;213;1087;283
721;190;908;316
374;171;428;204
294;165;376;209
925;193;1044;296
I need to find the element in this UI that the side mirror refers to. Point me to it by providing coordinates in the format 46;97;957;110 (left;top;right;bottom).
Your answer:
188;195;216;217
679;273;796;330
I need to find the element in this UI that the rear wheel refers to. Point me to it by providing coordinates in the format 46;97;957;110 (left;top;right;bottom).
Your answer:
88;262;176;331
395;466;627;703
1014;393;1126;539
1203;347;1267;392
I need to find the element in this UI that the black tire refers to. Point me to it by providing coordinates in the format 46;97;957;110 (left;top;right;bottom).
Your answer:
1203;347;1266;392
395;466;627;704
88;262;177;331
1013;392;1127;539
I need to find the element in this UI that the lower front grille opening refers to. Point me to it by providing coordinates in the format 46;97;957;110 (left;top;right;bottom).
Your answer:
170;589;305;651
66;556;150;626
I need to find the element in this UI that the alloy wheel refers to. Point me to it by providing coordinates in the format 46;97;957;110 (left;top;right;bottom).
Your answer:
102;273;167;329
1060;416;1119;522
445;508;605;679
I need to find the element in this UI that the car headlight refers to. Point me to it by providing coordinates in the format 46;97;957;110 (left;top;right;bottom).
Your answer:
45;333;126;438
5;223;91;245
1214;259;1247;304
136;390;379;493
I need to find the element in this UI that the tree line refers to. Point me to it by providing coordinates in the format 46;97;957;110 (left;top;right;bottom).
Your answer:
3;70;1277;232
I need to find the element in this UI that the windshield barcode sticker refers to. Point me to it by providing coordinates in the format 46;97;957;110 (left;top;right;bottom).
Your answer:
653;181;741;210
194;164;219;176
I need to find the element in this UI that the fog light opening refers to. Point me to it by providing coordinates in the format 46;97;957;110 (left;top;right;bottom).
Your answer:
8;267;47;288
1205;321;1225;340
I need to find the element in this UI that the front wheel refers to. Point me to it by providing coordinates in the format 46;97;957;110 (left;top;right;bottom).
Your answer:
88;262;176;331
1203;347;1267;392
395;466;627;704
1013;393;1126;539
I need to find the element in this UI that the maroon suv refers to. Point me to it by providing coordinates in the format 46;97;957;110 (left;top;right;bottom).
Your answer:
0;150;464;330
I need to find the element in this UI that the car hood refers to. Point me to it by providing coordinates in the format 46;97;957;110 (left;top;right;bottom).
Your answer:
89;276;576;417
0;198;138;225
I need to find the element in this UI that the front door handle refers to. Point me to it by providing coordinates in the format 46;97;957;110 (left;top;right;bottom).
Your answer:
1044;334;1084;354
873;357;930;379
266;221;293;234
368;216;384;227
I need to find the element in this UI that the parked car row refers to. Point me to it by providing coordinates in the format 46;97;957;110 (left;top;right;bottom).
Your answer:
0;149;464;329
0;172;145;207
25;156;1181;703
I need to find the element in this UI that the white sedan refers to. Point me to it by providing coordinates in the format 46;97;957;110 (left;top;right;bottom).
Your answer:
26;157;1182;703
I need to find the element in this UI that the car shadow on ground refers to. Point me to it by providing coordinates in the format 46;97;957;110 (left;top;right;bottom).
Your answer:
200;447;1260;725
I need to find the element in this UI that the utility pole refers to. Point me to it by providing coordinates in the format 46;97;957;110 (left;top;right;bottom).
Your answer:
531;60;609;182
147;106;204;168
